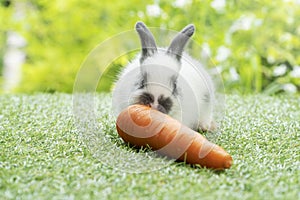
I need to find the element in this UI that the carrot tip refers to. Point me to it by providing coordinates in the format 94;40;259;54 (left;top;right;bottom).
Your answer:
224;155;233;168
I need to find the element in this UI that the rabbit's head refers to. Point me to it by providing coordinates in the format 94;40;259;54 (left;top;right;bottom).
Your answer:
132;22;194;114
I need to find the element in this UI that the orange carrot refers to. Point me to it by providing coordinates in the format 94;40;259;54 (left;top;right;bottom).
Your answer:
116;104;233;170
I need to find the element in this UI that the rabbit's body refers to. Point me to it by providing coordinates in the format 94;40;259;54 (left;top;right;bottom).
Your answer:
112;22;216;131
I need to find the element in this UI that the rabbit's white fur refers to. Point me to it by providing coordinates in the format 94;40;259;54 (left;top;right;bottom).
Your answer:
112;22;216;131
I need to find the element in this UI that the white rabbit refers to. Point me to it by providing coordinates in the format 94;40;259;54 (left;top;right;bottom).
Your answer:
112;22;216;131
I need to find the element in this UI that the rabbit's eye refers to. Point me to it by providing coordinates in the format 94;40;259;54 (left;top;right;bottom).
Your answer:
137;72;148;89
172;81;178;95
171;76;178;96
203;92;211;103
138;79;145;89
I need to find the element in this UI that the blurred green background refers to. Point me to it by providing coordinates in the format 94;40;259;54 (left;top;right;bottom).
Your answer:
1;0;300;94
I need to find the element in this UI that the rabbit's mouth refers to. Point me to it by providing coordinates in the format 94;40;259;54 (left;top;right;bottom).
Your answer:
133;92;173;114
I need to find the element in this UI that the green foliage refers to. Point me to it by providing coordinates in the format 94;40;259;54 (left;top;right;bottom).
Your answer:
222;1;300;94
1;0;300;93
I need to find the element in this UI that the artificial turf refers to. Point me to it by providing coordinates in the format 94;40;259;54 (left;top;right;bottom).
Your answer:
0;93;299;199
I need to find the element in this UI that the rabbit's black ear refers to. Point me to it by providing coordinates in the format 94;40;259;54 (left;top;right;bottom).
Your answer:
167;24;195;61
135;21;157;63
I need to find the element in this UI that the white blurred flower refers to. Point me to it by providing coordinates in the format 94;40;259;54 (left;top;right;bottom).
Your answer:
267;55;275;64
211;0;226;12
215;46;231;62
229;15;259;32
290;66;300;78
201;43;211;58
273;64;287;76
283;0;300;4
226;14;262;44
210;65;223;75
137;11;145;18
173;0;191;8
280;33;292;42
146;4;161;17
229;67;239;81
7;31;26;47
283;83;297;93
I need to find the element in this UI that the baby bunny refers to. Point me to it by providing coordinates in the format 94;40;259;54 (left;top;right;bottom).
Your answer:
112;21;216;131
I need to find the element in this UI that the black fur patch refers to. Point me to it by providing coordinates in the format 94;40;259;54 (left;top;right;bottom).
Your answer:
158;95;173;114
136;92;154;106
140;48;157;63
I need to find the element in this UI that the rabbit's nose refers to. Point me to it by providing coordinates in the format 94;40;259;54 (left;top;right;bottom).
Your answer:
150;103;167;114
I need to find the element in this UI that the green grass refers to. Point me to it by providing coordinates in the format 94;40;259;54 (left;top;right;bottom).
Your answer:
0;93;299;199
